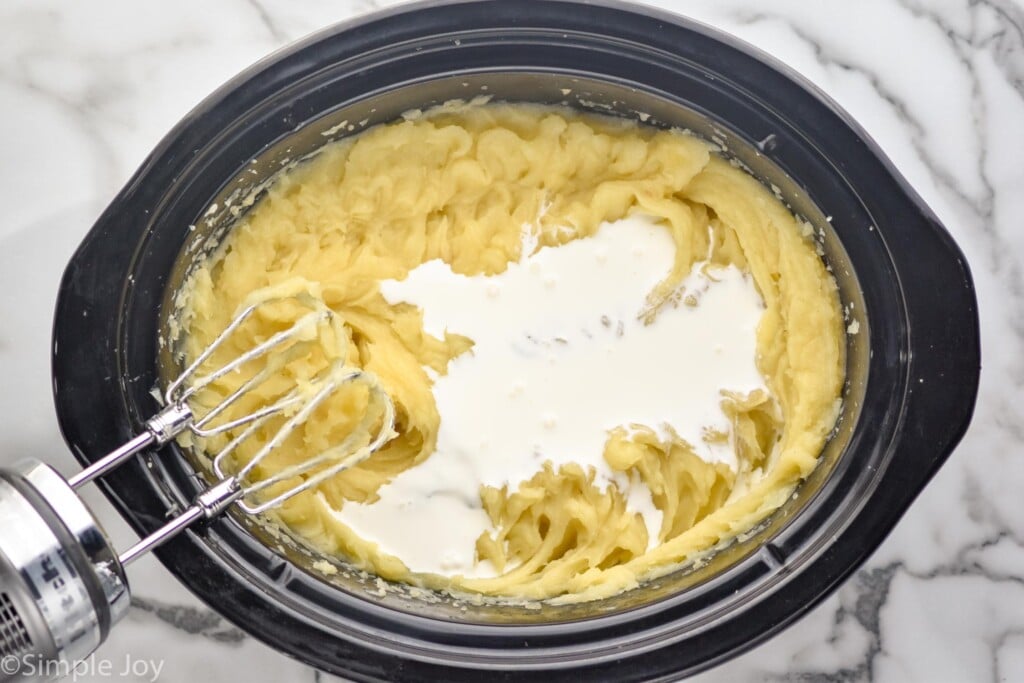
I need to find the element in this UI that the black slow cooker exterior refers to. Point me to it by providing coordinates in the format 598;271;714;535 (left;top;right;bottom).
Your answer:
52;1;979;680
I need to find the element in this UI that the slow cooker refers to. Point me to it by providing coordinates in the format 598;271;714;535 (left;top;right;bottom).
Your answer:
51;1;980;680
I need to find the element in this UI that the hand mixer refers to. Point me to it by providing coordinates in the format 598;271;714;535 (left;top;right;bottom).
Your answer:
0;295;396;681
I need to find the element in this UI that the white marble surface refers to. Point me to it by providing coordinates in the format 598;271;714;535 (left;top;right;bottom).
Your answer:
0;0;1020;680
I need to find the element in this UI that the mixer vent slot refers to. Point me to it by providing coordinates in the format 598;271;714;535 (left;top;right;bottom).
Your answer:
0;591;32;658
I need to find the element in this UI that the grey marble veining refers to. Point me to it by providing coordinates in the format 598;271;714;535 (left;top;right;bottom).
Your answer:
0;1;1020;681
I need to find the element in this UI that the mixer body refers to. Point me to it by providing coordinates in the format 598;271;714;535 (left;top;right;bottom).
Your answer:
0;460;128;682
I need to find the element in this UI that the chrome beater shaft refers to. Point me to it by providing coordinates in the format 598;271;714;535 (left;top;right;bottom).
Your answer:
0;296;396;682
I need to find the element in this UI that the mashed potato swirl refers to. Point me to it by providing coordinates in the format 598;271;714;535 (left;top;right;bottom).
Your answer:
179;104;844;601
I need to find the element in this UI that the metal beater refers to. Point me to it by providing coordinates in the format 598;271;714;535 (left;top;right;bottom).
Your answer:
0;295;396;681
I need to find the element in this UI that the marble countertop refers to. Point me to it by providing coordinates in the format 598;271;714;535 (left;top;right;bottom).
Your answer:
0;0;1020;680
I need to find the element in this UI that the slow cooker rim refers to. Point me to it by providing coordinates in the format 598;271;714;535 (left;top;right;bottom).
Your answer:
123;51;906;643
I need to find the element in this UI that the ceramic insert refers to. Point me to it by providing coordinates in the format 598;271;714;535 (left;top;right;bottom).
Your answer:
174;102;845;602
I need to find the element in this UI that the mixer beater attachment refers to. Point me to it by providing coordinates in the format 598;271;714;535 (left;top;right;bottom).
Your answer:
0;295;396;681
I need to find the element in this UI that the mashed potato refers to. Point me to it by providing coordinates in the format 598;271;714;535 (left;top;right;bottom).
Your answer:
178;104;844;601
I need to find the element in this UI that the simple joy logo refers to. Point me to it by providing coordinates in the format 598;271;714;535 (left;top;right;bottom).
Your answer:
1;653;164;681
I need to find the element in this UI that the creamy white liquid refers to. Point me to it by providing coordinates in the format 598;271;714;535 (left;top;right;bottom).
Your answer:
327;214;767;577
